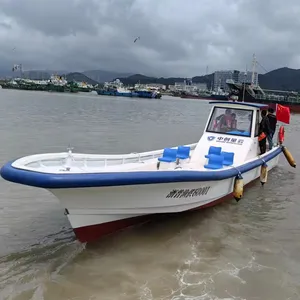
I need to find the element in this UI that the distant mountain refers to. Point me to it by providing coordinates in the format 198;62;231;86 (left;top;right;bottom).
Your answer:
0;68;133;83
8;69;69;80
63;72;99;85
2;66;300;91
118;67;300;92
116;73;214;89
82;70;133;83
0;70;52;80
258;67;300;91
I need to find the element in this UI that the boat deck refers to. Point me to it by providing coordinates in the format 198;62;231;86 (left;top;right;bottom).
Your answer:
11;143;204;174
15;150;211;174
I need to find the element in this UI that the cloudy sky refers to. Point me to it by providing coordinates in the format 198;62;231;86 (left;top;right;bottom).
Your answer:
0;0;299;77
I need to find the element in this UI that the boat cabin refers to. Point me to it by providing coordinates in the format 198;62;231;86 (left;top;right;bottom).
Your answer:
190;101;269;166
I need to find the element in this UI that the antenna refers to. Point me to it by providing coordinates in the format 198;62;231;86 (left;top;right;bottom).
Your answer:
64;144;74;171
67;144;74;153
20;64;23;79
251;53;257;87
242;65;248;102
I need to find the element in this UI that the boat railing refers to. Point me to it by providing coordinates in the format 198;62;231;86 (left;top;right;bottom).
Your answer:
22;143;197;171
29;143;199;170
66;142;198;168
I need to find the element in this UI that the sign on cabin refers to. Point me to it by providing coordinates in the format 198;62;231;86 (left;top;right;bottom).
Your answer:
207;136;244;145
166;186;211;198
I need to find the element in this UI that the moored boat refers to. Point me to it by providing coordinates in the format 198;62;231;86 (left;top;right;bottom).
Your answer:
96;79;161;99
226;54;300;113
135;89;162;99
96;87;139;97
0;101;296;243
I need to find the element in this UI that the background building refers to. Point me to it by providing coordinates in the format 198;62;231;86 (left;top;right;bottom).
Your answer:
214;70;258;92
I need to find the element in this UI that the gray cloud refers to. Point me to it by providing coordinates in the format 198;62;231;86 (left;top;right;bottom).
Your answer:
0;21;11;29
0;0;300;77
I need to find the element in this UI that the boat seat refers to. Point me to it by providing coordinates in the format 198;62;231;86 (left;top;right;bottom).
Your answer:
241;131;250;136
176;145;191;160
227;130;241;135
205;146;222;159
204;154;224;170
221;151;234;166
158;148;177;163
227;130;250;137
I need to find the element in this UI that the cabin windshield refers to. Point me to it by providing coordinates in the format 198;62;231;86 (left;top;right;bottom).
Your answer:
206;107;253;137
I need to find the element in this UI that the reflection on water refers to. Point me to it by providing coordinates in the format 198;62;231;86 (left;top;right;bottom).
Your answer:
0;90;299;299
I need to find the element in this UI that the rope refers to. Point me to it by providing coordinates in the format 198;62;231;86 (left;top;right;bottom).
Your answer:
256;60;269;73
232;166;242;177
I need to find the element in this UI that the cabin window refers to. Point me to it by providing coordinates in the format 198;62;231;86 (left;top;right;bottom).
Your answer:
206;107;253;137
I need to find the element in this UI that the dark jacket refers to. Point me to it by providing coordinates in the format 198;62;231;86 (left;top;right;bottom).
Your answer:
259;116;271;135
267;114;277;132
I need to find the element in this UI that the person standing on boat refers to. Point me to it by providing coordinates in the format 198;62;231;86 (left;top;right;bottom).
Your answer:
267;107;277;149
258;110;271;154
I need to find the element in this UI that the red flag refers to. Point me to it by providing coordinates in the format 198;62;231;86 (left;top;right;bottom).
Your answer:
276;104;290;124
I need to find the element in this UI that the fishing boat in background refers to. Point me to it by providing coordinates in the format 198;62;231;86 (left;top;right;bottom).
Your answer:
226;54;300;113
135;88;161;99
97;79;161;99
96;79;136;97
0;74;94;93
0;101;295;243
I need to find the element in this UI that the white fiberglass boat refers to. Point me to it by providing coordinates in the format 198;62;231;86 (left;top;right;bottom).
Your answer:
0;101;296;243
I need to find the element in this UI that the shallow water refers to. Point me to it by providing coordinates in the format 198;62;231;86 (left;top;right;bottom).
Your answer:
0;89;299;299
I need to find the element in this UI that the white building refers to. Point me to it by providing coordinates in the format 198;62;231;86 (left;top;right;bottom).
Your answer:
145;83;166;90
193;83;207;90
172;81;207;92
213;70;239;92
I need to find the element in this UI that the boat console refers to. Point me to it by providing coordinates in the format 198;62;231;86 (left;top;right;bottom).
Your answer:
190;102;266;167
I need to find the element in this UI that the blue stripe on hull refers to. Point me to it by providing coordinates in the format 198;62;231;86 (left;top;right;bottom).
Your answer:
0;147;282;189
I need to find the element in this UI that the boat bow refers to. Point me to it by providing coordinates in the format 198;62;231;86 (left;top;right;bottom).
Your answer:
0;147;282;189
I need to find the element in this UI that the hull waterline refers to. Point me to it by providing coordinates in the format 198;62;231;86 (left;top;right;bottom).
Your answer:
180;95;229;101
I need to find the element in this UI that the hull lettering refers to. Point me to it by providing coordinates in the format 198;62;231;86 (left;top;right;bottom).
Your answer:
166;186;211;198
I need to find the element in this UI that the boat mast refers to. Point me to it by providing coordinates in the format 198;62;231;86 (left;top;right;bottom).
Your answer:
20;64;23;79
251;53;257;87
242;66;247;102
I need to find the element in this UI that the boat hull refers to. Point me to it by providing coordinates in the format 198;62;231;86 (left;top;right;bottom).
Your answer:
226;81;300;113
46;149;280;243
135;91;162;99
181;94;229;101
243;98;300;113
69;178;256;243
